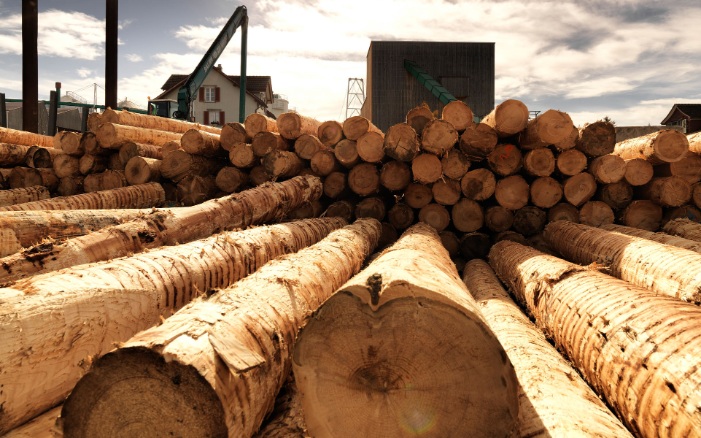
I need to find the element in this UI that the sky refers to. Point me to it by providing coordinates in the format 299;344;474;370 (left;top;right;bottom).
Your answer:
0;0;700;127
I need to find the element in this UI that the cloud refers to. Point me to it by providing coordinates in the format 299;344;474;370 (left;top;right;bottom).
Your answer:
77;68;94;78
125;53;143;63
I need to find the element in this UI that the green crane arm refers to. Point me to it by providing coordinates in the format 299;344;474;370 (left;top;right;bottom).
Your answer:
175;5;248;122
403;59;457;105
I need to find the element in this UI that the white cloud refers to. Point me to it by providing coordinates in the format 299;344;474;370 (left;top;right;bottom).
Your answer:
77;68;94;78
125;53;143;63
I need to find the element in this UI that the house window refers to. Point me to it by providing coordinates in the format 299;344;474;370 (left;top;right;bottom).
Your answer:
204;110;225;126
204;86;216;103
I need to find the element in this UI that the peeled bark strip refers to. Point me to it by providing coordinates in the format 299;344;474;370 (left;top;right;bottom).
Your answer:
663;218;701;243
485;205;514;233
102;108;222;135
481;99;529;138
441;100;474;131
383;123;419;162
78;154;108;175
263;150;305;178
463;260;633;438
95;122;182;149
461;168;496;201
379;160;411;192
519;110;574;150
579;200;614;227
293;223;519;438
215;166;248;194
118;141;163;164
342;115;382;141
588;154;626;184
459;123;498;161
597;180;633;211
83;170;127;193
530;176;562;209
356;131;385;163
411;153;442;184
294;134;324;160
59;219;379;438
125;156;162;185
309;150;339;177
487;144;522;176
639;176;691;207
0;186;49;207
8;167;58;192
621;200;663;231
0;127;54;148
277;112;322;141
563;172;597;207
0;217;351;434
452;198;484;232
55;131;83;156
495;175;529;210
655;153;701;184
405;104;435;136
602;223;701;253
418;203;451;232
0;182;163;213
228;142;257;168
404;183;433;209
544;220;701;303
244;113;277;138
161;149;224;183
556;148;588;176
333;139;360;168
489;240;701;438
613;129;689;164
221;122;250;151
317;120;344;148
576;121;616;157
548;202;580;223
252;132;289;158
354;197;386;221
420;119;458;155
441;148;470;180
623;158;654;186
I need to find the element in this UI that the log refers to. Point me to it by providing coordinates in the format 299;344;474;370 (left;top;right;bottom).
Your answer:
354;197;386;221
379;160;411;192
494;230;529;246
333;139;360;168
175;174;216;206
460;168;496;201
578;200;614;227
0;177;322;282
621;200;663;231
244;113;277;138
356;131;385;163
124;156;162;186
59;219;379;438
544;220;701;302
78;154;108;175
441;100;474;131
286;199;324;220
495;175;529;210
613;129;688;164
102;108;222;135
459;231;491;259
529;176;562;209
523;147;555;177
562;172;597;207
588;154;626;184
54;131;83;156
252;131;289;157
601;223;701;253
161;149;224;183
107;152;125;171
459;123;498;161
95;122;182;149
411;153;442;184
86;112;102;132
487;143;522;176
309;150;339;177
248;165;273;186
485;205;514;233
228;142;257;168
689;132;701;154
598;180;633;210
451;198;484;232
518;109;574;150
512;206;546;236
432;179;461;205
52;153;81;178
0;126;54;148
293;134;324;160
263;150;305;178
481;99;529;138
655;153;701;184
418;203;451;232
404;183;433;209
463;260;633;438
56;176;84;197
0;143;39;167
322;171;347;199
214;166;248;194
2;406;61;437
0;186;49;207
663;205;701;225
251;376;307;438
7;167;58;192
317;120;344;148
547;202;580;223
623;157;654;186
118;141;163;164
639;176;691;207
420;119;458;155
552;124;578;151
293;223;518;437
439;230;460;257
441;148;470;180
693;183;701;209
342;115;382;141
489;239;701;438
277;112;321;140
1;217;352;434
83;170;127;193
80;131;108;156
405;103;434;136
220;122;250;151
324;200;354;223
576;121;616;157
383;123;419;162
663;218;701;243
556;148;587;176
387;202;414;230
24;145;57;169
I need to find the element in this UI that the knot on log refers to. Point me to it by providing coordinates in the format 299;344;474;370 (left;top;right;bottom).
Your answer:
366;273;382;306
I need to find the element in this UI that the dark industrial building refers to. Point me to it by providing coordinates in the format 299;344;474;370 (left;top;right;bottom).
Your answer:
661;103;701;134
361;41;495;131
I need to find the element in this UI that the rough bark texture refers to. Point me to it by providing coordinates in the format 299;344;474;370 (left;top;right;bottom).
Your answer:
489;240;701;438
0;186;50;207
601;223;701;253
0;127;54;148
663;218;701;243
293;223;519;438
0;143;39;167
60;219;380;438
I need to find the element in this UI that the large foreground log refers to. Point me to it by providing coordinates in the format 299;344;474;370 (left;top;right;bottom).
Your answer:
544;220;701;303
0;217;350;434
292;223;519;438
60;219;381;438
612;129;688;164
489;240;701;438
601;223;701;253
463;259;632;437
0;176;322;282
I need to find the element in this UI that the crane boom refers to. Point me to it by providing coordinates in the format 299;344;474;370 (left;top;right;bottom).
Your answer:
174;5;248;121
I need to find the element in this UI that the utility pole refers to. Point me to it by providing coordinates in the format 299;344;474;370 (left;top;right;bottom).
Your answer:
22;0;38;133
105;0;118;109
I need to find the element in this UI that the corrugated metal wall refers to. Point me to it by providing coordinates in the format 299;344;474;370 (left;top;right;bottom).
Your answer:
365;41;495;131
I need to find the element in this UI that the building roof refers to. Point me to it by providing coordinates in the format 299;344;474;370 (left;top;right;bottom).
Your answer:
661;104;701;124
159;73;272;96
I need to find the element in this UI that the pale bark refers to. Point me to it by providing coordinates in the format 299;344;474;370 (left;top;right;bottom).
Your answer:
102;108;222;135
0;127;54;148
95;122;182;149
612;129;688;164
0;186;50;207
